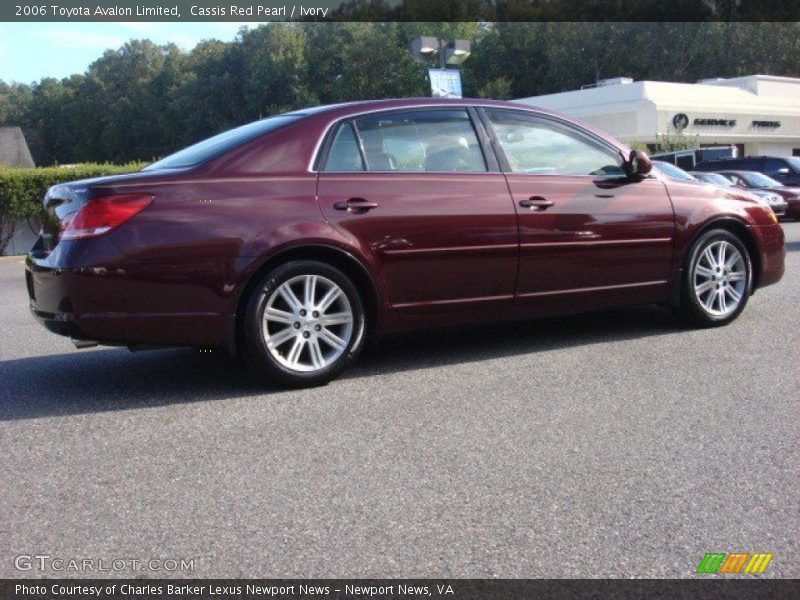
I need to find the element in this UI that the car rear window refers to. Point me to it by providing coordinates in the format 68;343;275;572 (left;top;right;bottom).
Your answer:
144;115;300;170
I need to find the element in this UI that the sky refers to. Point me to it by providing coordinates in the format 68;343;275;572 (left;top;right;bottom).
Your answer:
0;22;264;83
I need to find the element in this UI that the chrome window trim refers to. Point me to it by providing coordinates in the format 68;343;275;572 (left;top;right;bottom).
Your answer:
313;105;489;174
307;103;627;174
310;103;467;173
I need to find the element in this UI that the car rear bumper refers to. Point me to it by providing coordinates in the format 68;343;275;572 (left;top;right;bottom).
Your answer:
26;238;231;347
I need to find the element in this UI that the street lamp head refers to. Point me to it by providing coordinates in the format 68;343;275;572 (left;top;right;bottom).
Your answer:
446;40;471;65
411;36;440;61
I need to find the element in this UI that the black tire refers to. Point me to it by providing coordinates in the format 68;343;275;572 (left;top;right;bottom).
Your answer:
242;260;366;388
673;228;752;328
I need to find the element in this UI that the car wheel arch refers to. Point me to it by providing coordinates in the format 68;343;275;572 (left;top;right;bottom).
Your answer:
670;217;761;307
232;244;382;352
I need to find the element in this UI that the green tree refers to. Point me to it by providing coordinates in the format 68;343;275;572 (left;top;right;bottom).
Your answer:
240;24;317;117
304;23;426;102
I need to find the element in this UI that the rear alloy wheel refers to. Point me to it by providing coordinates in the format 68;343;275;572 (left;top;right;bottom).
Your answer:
243;260;366;387
674;229;752;327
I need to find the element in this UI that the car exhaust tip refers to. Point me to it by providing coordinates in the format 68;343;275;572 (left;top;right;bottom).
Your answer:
72;338;99;349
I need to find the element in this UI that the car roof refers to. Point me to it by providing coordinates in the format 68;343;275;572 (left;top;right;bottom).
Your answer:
287;97;551;113
283;97;628;152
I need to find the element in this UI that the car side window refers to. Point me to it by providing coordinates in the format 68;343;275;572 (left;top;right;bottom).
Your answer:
322;122;365;172
764;158;786;173
727;173;745;186
353;110;487;172
485;109;624;177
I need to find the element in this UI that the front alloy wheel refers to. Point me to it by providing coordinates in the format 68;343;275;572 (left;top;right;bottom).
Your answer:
675;229;752;327
243;260;366;387
691;239;747;318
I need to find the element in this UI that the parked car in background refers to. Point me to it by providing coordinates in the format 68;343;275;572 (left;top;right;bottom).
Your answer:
651;160;700;182
651;146;737;171
25;99;785;387
653;161;786;217
712;170;800;220
694;156;800;187
691;171;788;217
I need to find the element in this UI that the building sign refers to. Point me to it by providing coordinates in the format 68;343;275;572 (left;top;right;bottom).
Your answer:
428;69;462;98
672;113;689;130
693;118;737;127
673;115;780;130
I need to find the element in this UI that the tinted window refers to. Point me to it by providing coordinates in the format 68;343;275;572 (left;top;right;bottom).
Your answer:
763;157;793;173
354;110;486;172
486;110;624;177
144;115;300;170
323;123;365;172
740;172;782;188
676;154;695;170
722;173;743;185
696;173;731;187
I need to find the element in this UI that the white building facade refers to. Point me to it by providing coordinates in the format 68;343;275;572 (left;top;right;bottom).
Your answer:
517;75;800;158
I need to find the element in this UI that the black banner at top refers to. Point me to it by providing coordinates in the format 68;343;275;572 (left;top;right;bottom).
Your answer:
3;0;800;22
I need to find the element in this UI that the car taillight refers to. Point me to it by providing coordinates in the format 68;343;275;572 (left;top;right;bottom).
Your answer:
61;194;153;241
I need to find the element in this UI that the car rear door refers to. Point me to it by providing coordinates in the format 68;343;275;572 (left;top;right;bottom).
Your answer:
481;108;675;305
316;108;519;313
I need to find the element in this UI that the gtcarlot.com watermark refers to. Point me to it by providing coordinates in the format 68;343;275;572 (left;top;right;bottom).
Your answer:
14;554;194;573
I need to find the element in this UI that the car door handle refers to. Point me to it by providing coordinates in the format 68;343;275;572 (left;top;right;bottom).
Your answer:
333;198;379;213
519;197;554;211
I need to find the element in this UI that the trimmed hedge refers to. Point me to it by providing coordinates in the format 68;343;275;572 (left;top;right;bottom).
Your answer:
0;163;146;220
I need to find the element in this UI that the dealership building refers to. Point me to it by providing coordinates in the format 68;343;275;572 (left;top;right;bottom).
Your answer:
517;74;800;158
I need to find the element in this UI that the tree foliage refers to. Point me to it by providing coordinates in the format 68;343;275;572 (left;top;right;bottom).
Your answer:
1;22;798;166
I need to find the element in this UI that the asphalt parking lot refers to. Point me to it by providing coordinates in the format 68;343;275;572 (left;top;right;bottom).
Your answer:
1;223;798;579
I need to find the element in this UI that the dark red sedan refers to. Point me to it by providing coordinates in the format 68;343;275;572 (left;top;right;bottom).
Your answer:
26;99;785;387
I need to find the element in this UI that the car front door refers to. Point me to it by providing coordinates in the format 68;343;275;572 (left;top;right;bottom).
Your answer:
481;108;675;306
316;108;519;313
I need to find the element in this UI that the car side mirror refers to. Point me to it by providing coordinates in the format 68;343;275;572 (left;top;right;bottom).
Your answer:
625;150;652;178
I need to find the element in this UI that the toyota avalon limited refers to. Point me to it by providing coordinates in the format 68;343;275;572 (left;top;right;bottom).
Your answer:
26;99;785;387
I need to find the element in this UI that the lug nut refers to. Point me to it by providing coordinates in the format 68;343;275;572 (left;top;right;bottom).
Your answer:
303;331;310;339
314;324;321;331
312;310;319;318
293;322;301;329
299;309;307;316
